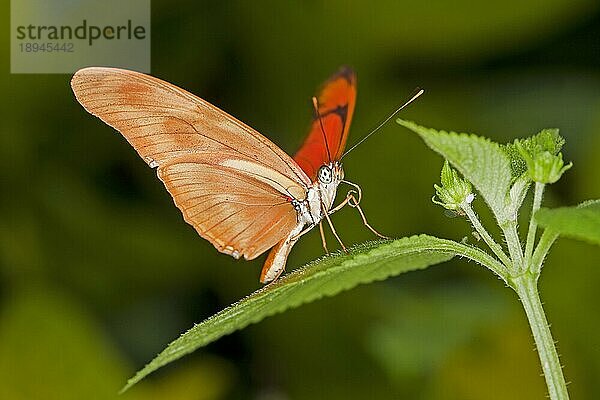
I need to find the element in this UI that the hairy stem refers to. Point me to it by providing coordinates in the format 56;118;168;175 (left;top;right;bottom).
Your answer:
462;203;512;268
524;182;545;264
512;275;569;400
502;219;525;272
531;228;559;275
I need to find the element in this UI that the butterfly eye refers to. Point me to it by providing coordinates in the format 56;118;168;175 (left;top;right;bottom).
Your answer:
317;165;333;184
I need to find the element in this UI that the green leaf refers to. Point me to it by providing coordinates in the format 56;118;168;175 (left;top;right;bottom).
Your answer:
123;235;457;392
536;200;600;245
397;119;512;221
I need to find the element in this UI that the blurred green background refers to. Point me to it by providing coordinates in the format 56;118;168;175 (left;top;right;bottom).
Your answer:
2;1;600;399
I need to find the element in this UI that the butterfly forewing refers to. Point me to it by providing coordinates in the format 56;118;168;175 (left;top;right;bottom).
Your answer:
293;66;356;179
71;67;311;188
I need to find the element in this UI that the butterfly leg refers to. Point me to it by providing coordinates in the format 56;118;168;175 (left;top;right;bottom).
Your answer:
328;178;363;215
290;223;316;241
334;180;389;239
328;189;357;214
324;209;347;252
319;221;329;254
347;193;390;239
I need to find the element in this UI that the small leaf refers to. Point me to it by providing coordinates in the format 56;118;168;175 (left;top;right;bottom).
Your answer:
536;200;600;245
397;119;512;221
503;140;528;178
123;235;456;392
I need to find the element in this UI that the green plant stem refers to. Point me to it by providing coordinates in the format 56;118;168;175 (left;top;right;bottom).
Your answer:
524;182;545;264
502;219;525;272
462;203;512;268
531;228;559;275
512;274;569;400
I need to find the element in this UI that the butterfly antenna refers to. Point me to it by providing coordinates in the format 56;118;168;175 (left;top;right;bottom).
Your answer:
339;88;424;160
312;96;332;163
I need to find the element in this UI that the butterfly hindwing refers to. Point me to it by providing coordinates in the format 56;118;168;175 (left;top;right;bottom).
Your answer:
158;153;299;260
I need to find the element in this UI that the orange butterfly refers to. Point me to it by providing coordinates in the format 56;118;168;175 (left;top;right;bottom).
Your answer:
71;66;420;283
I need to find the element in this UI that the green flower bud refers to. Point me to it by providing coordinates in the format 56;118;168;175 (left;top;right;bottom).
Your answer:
516;142;572;184
432;161;474;211
530;152;572;183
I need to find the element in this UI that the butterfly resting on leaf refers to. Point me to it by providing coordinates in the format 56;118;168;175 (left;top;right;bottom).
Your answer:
71;66;421;283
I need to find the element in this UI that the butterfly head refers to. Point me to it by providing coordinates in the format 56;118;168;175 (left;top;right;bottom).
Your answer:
313;162;344;216
317;162;344;185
